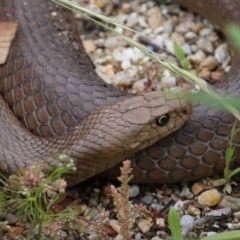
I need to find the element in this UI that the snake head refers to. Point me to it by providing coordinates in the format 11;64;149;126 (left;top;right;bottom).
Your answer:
116;91;192;151
79;91;192;157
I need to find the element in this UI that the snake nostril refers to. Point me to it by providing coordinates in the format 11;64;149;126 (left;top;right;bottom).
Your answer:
183;110;187;115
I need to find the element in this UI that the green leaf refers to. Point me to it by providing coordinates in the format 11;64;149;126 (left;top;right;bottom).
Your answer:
225;23;240;54
230;120;237;141
213;179;227;187
229;167;240;178
180;58;190;69
201;230;240;240
168;206;182;240
173;41;185;61
223;182;232;194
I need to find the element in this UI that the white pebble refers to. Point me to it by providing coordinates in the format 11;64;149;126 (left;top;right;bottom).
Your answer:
141;195;153;204
121;60;132;70
154;26;164;35
156;218;165;228
129;184;140;197
138;16;148;28
214;43;229;63
199;27;212;36
163;20;173;33
179;186;194;199
126;12;138;27
122;47;134;60
112;49;125;62
181;43;192;55
184;31;197;39
138;219;152;233
180;215;194;226
197;38;213;52
174;200;187;211
164;39;174;53
161;76;176;86
197;38;213;53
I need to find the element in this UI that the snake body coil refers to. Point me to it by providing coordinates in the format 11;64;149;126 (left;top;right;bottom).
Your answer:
0;0;240;185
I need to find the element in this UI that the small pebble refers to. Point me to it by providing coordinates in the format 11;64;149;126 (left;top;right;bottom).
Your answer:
129;184;140;197
121;60;132;70
187;205;201;216
188;50;206;65
227;222;240;230
179;186;194;199
199;27;212;36
199;56;218;71
197;38;213;52
218;196;240;211
135;232;142;240
161;76;176;86
109;219;121;233
88;198;98;207
138;219;152;233
151;203;163;212
180;215;194;226
5;213;18;225
198;68;210;79
184;31;197;39
141;195;154;205
82;40;96;54
147;7;162;30
214;43;229;63
198;189;221;207
233;211;240;219
181;43;192;55
156;218;165;228
126;12;139;27
174;200;185;211
112;49;125;62
191;180;211;195
190;22;203;33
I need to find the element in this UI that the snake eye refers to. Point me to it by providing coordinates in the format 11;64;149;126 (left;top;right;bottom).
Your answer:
156;114;170;126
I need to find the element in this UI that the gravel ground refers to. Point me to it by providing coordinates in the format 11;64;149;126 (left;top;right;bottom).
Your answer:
2;0;240;239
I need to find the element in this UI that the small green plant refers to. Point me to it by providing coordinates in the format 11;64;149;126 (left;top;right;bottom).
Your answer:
168;206;240;240
0;156;82;239
168;206;182;240
0;155;110;240
172;40;191;70
213;121;240;193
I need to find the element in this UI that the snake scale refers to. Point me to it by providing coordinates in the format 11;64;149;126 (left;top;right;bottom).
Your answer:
0;0;240;185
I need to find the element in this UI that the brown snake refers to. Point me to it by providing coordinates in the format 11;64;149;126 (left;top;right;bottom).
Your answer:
0;0;239;185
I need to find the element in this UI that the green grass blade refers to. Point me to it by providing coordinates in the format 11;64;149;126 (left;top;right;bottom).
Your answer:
173;41;190;69
225;23;240;53
173;41;185;62
201;230;240;240
168;206;182;240
229;167;240;178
